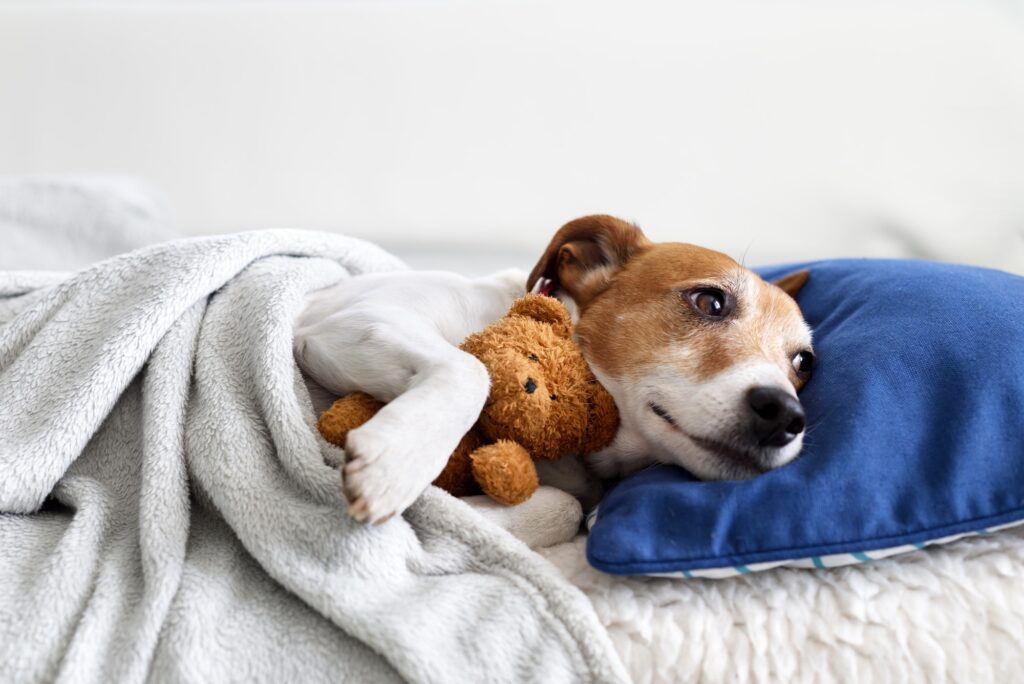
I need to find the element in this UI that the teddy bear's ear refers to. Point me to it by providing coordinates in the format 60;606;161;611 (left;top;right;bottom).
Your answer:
508;294;573;338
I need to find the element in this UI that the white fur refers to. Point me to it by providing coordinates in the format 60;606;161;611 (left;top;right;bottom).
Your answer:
462;486;583;549
589;361;805;481
294;268;525;522
586;267;813;482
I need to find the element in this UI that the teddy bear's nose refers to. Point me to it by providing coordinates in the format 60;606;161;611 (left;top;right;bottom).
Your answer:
524;377;538;394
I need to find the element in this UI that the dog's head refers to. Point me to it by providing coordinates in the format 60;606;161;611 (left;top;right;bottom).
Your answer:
528;215;814;480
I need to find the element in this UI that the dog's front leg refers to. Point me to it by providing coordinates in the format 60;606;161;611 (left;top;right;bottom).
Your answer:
339;326;491;524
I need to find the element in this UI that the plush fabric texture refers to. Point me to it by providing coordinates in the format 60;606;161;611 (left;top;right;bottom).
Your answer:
587;259;1024;576
0;231;628;684
542;529;1024;683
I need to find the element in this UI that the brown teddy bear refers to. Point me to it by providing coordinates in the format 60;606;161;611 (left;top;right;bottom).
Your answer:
316;294;619;505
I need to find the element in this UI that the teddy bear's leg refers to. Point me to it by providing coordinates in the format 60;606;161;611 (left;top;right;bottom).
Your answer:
317;392;384;449
470;440;540;505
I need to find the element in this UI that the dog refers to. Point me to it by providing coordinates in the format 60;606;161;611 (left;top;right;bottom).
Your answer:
294;215;813;523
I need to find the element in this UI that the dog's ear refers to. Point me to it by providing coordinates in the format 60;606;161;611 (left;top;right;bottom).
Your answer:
527;215;651;307
773;270;810;299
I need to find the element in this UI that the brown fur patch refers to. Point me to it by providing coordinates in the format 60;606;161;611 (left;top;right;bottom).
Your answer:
527;214;652;305
773;269;810;299
572;242;811;387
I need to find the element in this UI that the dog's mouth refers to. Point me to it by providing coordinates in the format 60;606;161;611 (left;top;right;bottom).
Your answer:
648;401;768;475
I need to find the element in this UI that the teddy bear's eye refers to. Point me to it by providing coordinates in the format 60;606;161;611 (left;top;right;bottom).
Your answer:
550;394;557;401
528;353;539;362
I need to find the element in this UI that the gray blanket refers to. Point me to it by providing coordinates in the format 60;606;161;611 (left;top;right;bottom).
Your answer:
0;231;627;683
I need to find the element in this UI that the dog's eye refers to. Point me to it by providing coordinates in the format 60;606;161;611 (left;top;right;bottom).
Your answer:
792;350;814;377
686;288;732;319
528;353;539;362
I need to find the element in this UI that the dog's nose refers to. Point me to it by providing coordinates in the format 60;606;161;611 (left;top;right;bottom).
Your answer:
746;386;805;447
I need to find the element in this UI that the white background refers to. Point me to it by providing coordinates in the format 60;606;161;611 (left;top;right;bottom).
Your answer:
2;0;1022;274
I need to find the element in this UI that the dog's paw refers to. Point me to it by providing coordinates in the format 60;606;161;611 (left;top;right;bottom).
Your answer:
341;423;443;525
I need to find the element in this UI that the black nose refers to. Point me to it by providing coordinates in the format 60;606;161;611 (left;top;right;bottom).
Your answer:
524;377;537;394
746;386;806;447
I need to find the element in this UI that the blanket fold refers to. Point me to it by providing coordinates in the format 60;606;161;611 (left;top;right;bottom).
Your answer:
0;231;627;684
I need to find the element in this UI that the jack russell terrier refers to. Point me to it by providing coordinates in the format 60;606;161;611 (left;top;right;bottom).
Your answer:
294;215;813;524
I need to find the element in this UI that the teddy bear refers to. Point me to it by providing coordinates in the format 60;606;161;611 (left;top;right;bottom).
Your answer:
316;294;619;505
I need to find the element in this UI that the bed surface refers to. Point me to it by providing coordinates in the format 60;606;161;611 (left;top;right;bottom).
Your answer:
541;530;1024;682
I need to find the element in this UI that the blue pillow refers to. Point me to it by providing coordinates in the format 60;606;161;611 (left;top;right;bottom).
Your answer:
586;259;1024;577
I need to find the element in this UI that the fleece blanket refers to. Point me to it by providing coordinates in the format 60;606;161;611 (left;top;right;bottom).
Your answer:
0;230;627;684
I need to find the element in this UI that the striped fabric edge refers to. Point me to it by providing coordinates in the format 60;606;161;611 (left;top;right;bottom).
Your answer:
584;509;1024;579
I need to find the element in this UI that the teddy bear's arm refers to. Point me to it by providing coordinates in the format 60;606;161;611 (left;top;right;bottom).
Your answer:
469;440;540;505
317;392;385;448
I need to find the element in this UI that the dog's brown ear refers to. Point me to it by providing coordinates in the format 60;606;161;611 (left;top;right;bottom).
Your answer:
773;270;810;299
527;215;651;307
